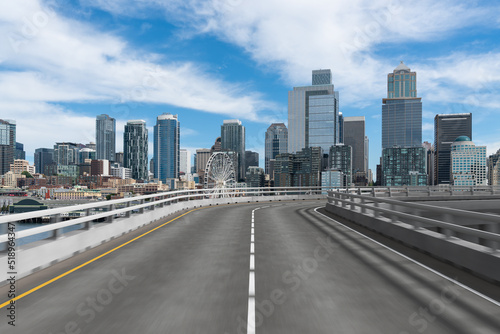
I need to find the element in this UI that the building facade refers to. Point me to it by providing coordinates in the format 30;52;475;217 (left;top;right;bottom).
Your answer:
382;147;427;186
265;123;288;175
488;149;500;186
245;151;259;170
34;148;54;176
179;149;190;175
221;120;245;181
53;142;79;166
15;142;25;160
246;166;265;188
96;114;116;162
343;116;368;174
329;144;352;187
274;147;322;187
124;120;148;181
434;113;472;185
288;70;340;154
153;114;180;183
451;136;487;186
0;119;16;176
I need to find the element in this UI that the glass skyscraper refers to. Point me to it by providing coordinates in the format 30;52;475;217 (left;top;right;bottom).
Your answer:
96;114;116;162
343;116;368;174
0;119;16;175
154;113;180;184
382;62;422;148
265;123;288;175
288;69;340;154
34;148;54;175
434;113;472;185
221;119;245;181
124;120;148;181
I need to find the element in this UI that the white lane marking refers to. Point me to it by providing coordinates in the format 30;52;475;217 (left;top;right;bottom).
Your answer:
251;227;255;234
247;297;256;334
250;254;255;270
251;234;254;242
250;242;255;254
313;207;500;308
249;271;255;296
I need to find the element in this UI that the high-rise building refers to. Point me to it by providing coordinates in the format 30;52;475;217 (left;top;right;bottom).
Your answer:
451;136;487;186
288;69;340;154
382;62;422;148
153;114;180;183
265;123;288;175
96;114;116;162
382;147;427;186
115;152;124;166
0;119;16;175
422;141;434;186
338;112;344;144
34;148;54;176
15;142;25;160
221;120;245;181
343;117;368;174
124;120;148;181
488;149;500;186
434;113;472;185
196;149;211;175
246;166;265;188
329;144;352;187
381;62;426;186
54;142;79;165
245;151;259;170
79;148;96;164
179;149;190;175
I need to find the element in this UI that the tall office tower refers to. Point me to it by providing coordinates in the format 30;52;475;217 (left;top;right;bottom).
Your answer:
338;112;344;144
422;141;434;186
245;151;259;169
192;153;197;174
15;142;25;160
288;69;340;154
451;136;486;186
343;117;367;174
115;152;124;166
211;137;222;153
96;114;116;162
124;120;148;181
382;62;422;148
34;148;54;176
265;123;288;175
153;113;180;183
434;113;472;185
488;149;500;186
381;62;426;186
221;119;245;181
179;149;190;175
329;144;352;187
0;119;16;175
53;142;79;165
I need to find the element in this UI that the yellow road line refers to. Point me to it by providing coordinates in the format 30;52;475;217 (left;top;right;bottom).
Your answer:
0;208;202;308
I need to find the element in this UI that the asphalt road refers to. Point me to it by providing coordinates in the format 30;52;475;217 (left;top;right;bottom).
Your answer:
0;200;499;333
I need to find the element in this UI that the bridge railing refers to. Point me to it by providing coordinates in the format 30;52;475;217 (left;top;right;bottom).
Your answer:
327;189;500;252
0;186;328;249
338;185;500;197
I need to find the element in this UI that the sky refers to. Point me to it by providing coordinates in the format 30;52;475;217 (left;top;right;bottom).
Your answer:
1;0;500;175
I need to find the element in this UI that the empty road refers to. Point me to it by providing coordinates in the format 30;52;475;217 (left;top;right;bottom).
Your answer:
1;200;499;333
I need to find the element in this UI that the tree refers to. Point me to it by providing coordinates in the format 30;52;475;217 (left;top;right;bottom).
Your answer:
21;171;33;178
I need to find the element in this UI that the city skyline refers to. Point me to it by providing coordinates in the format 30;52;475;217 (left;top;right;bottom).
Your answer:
1;1;500;175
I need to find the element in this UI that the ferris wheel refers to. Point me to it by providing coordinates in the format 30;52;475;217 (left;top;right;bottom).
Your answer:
204;152;236;197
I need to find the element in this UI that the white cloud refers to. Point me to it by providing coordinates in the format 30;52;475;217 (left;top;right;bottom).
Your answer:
422;123;433;132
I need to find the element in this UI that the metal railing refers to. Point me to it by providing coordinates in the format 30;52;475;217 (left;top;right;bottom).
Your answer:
338;185;500;198
0;186;328;248
327;189;500;252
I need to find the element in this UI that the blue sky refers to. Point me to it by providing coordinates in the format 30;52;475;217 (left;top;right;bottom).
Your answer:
1;0;500;175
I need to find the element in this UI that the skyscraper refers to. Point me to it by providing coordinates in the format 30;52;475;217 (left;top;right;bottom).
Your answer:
265;123;288;175
245;151;259;169
53;142;79;165
124;120;148;181
154;113;180;183
343;116;368;174
329;144;352;187
381;62;426;186
434;113;472;185
15;142;25;160
221;119;245;181
382;62;422;148
34;148;54;176
0;119;16;176
488;149;500;186
288;69;340;154
96;114;116;162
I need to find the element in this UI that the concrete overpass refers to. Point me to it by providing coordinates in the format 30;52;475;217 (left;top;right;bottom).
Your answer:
1;187;499;333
